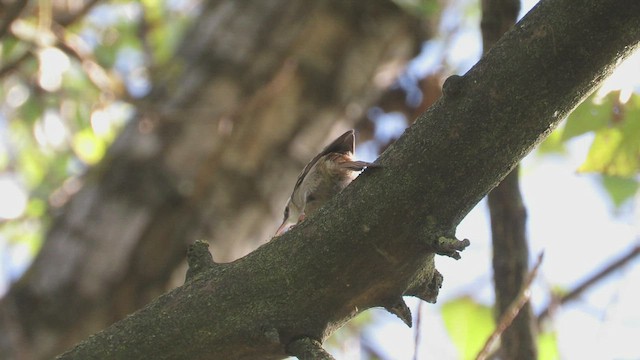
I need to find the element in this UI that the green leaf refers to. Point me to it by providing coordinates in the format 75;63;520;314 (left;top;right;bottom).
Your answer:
150;21;183;65
141;0;165;20
2;37;21;59
73;129;106;165
538;331;559;360
1;218;43;254
600;175;639;208
579;102;640;176
94;44;119;68
19;150;47;188
0;143;8;170
537;128;566;155
550;285;570;298
26;198;46;218
442;297;495;360
562;94;613;141
19;96;44;125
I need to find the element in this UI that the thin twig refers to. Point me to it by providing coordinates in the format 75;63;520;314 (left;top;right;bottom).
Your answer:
360;338;387;359
55;0;103;27
537;242;640;326
0;0;105;82
476;252;545;360
51;24;129;100
413;301;423;360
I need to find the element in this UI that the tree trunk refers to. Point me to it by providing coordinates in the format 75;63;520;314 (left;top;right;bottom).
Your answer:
56;0;640;358
0;1;425;359
482;0;538;358
488;167;536;359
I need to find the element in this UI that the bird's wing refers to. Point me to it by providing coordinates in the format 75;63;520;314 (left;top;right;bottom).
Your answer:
291;130;356;193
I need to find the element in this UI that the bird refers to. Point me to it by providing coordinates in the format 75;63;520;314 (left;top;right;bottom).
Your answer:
275;129;377;235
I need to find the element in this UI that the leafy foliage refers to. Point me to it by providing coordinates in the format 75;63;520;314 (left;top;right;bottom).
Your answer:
0;1;196;281
578;94;640;177
442;297;560;360
442;296;494;359
539;91;640;209
538;331;559;360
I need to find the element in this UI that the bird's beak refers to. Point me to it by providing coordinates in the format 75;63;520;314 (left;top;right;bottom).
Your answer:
275;212;306;236
275;220;291;236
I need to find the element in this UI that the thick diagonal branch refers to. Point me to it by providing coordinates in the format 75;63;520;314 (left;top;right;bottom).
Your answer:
0;2;424;359
57;0;640;359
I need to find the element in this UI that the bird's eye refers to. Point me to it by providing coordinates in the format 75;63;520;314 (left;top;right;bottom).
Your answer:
306;193;316;203
283;206;290;219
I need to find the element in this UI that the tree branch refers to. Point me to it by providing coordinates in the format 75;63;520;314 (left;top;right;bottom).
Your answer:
287;338;336;360
537;242;640;326
0;0;104;80
476;252;544;360
54;0;103;27
55;0;640;358
185;240;218;281
488;167;537;359
0;1;424;358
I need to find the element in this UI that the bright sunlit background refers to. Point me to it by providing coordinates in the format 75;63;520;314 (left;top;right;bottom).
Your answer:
348;0;640;359
1;0;638;359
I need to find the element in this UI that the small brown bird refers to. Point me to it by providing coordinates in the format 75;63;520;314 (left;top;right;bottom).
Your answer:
276;129;376;235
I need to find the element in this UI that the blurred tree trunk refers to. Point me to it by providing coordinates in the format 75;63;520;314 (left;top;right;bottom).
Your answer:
53;0;640;358
481;0;538;359
0;1;427;359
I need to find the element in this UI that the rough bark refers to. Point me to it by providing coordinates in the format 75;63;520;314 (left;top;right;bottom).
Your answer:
482;0;537;358
56;0;640;358
0;1;425;359
488;167;536;359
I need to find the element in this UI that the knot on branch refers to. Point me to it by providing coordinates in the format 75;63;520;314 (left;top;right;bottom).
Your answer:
286;337;335;360
185;240;217;282
383;297;412;327
442;74;464;97
406;269;443;304
434;236;470;260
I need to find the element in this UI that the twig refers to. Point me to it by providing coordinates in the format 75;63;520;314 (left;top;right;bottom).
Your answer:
537;242;640;326
360;338;387;359
413;301;423;360
0;0;30;78
51;24;129;100
0;0;105;82
476;252;544;360
137;5;156;70
55;0;103;27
